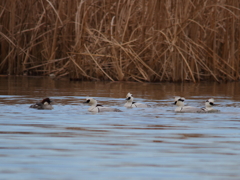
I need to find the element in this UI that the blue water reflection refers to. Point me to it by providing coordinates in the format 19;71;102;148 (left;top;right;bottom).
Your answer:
0;77;240;180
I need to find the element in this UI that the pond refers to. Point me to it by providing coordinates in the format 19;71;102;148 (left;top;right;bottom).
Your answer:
0;76;240;180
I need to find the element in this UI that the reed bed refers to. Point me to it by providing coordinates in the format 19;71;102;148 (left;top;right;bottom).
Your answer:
1;0;240;82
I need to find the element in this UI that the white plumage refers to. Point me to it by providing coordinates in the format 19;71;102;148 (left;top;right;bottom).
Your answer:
174;96;204;113
124;93;149;108
202;98;220;112
84;98;122;112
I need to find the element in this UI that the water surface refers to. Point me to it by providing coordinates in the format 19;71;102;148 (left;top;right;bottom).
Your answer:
0;77;240;180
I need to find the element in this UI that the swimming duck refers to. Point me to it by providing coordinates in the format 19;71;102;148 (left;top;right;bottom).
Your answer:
30;98;53;110
201;98;220;112
174;96;203;113
84;98;122;112
124;92;149;108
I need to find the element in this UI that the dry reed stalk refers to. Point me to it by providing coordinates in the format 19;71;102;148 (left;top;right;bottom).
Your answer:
26;57;68;70
69;55;98;81
84;44;115;81
1;0;240;82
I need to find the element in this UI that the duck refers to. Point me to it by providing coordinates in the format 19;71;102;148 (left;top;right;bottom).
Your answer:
124;92;149;108
174;96;204;113
30;98;53;110
83;98;122;112
201;98;220;112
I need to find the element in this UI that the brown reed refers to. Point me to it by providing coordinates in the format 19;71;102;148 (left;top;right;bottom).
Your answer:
0;0;240;82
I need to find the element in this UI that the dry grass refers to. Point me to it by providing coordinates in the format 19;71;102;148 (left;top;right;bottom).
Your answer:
1;0;240;82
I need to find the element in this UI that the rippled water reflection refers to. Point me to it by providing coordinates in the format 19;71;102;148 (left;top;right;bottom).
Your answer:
0;76;240;180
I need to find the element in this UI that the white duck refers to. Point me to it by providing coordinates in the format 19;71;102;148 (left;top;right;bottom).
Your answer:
174;96;204;113
84;98;122;113
201;98;220;112
124;93;149;108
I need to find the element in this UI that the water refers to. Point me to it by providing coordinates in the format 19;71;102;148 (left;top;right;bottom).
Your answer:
0;76;240;180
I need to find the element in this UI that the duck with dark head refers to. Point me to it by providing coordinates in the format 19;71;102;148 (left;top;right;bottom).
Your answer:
30;98;53;110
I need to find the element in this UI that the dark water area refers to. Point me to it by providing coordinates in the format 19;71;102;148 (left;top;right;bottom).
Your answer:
0;76;240;180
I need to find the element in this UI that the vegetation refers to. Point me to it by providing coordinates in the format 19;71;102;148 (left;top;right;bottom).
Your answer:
1;0;240;82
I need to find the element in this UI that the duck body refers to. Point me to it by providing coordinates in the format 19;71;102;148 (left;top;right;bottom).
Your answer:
124;93;149;108
175;106;204;113
124;101;149;108
84;98;122;112
201;98;220;112
174;97;204;113
30;98;53;110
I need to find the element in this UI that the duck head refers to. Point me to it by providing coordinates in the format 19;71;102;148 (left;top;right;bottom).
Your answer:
126;92;133;101
42;98;52;105
205;98;216;108
174;96;185;107
84;98;97;106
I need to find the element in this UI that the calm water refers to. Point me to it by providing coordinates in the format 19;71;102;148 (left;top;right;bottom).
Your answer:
0;76;240;180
